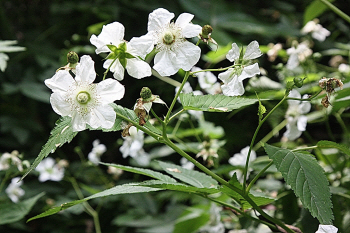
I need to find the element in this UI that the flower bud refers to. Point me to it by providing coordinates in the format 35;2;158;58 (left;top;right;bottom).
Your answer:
67;51;79;65
140;87;153;101
201;25;213;39
293;77;304;88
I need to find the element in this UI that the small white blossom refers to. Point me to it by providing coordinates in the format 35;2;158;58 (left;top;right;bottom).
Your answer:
45;55;125;132
229;146;256;181
35;157;65;182
5;177;25;203
0;40;25;72
338;63;350;73
283;89;311;141
90;22;151;80
120;126;150;166
131;8;202;76
0;151;23;171
218;41;262;96
315;225;338;233
88;139;107;165
301;19;331;42
192;67;221;94
286;41;312;70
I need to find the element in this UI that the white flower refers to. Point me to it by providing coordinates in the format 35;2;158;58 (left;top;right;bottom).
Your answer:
301;19;330;42
5;177;25;203
35;157;65;182
218;41;262;96
229;146;256;182
45;55;125;132
192;67;221;94
131;8;202;76
286;41;312;70
88;139;107;165
90;22;151;81
283;89;311;141
0;40;25;72
315;225;338;233
0;151;23;171
175;82;203;119
120;126;150;166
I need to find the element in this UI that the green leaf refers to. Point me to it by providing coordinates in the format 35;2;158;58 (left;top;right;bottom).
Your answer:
21;117;77;180
27;184;162;222
179;93;258;112
317;140;350;156
138;180;220;195
304;0;335;24
158;161;218;188
173;205;211;233
100;163;177;183
0;192;45;225
264;144;333;224
220;174;274;210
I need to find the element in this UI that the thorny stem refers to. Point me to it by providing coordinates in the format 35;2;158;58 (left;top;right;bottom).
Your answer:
318;0;350;24
69;177;101;233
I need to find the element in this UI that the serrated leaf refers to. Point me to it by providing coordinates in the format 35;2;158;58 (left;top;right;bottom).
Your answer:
27;184;161;222
0;192;45;225
100;163;176;183
220;174;274;210
317;140;350;156
158;161;218;188
264;144;333;224
138;180;219;195
21;117;77;180
179;93;257;112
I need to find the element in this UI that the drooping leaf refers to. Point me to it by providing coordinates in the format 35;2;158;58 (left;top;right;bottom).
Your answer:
27;184;162;222
158;161;218;188
100;163;177;183
21;117;77;180
138;180;219;195
179;93;258;112
264;144;333;224
220;174;274;210
317;140;350;156
0;192;45;225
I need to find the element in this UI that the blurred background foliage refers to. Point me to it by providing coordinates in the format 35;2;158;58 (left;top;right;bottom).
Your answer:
1;0;350;232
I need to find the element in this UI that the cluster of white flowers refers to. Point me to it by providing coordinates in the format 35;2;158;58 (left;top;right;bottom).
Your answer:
88;139;107;165
301;19;331;42
286;41;313;70
283;89;311;141
35;157;66;182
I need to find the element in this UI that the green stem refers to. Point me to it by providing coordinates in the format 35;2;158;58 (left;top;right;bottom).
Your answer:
102;57;118;80
190;64;240;75
69;177;101;233
243;95;288;191
253;119;288;151
168;109;186;122
164;71;190;123
318;0;350;24
246;160;274;193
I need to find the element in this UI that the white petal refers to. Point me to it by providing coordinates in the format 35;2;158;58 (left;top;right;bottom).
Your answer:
175;13;202;38
175;13;194;29
104;59;124;81
284;117;302;141
239;63;260;82
97;78;125;103
174;41;201;71
75;55;96;83
45;70;74;93
153;50;178;76
129;34;155;59
299;95;311;114
0;53;9;72
286;53;299;70
297;115;308;132
88;104;116;130
243;40;262;60
218;68;234;84
226;43;240;62
90;22;125;54
126;58;152;79
316;225;338;233
148;8;174;32
221;74;245;96
71;112;87;132
287;89;301;106
50;92;72;116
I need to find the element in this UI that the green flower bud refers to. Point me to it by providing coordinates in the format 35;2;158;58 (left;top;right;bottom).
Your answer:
201;25;213;39
140;87;152;101
67;51;79;65
293;77;304;88
285;81;294;95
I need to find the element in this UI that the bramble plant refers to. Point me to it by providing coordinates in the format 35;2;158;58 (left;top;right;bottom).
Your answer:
1;1;350;233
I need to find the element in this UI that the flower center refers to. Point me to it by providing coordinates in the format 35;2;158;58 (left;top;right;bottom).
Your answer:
76;91;90;104
162;32;175;45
